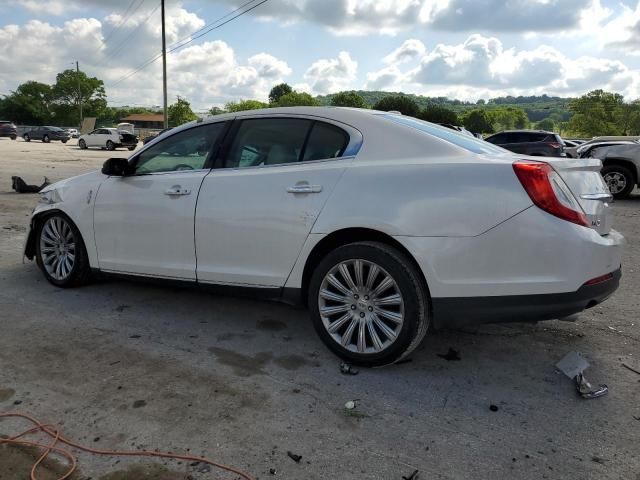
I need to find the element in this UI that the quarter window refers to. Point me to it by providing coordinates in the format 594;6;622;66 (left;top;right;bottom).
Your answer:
303;122;349;161
225;118;312;168
134;123;226;174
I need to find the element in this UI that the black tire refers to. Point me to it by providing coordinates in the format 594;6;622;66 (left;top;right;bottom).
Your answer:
308;241;429;367
106;140;115;151
35;213;92;288
602;164;635;199
62;139;68;144
10;135;16;140
78;139;87;149
42;134;50;143
23;134;30;142
128;146;136;151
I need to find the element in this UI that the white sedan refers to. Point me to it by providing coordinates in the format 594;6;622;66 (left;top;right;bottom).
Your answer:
78;128;138;151
24;107;623;365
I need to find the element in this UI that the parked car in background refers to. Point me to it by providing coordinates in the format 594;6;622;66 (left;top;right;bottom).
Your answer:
563;139;586;148
566;138;638;158
23;107;622;366
578;142;640;199
0;120;17;140
485;130;565;157
65;128;80;138
143;127;172;145
78;128;138;151
23;126;70;143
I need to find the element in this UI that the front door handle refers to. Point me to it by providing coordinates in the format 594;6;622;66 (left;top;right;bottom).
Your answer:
287;184;322;194
164;186;191;196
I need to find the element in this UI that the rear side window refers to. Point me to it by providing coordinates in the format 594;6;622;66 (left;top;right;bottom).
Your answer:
303;122;349;161
486;133;506;144
383;115;506;155
225;118;312;168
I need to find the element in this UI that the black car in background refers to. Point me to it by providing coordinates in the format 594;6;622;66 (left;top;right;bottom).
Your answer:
23;126;70;143
485;130;565;157
0;121;17;140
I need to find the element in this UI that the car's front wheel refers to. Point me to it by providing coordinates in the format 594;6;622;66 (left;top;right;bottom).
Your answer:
42;134;50;143
10;134;16;140
23;133;30;142
106;140;115;151
602;164;635;199
309;241;428;366
36;214;91;288
78;139;87;149
128;146;136;151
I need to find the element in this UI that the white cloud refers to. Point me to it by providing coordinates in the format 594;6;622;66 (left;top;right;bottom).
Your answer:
367;34;640;100
383;39;426;64
303;51;358;94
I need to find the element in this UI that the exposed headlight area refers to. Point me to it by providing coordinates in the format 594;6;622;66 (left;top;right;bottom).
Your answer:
38;189;62;205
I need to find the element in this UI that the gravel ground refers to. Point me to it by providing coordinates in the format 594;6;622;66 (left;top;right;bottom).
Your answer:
0;137;639;480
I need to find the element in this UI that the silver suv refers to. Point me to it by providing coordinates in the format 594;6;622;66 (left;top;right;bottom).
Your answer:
580;142;640;199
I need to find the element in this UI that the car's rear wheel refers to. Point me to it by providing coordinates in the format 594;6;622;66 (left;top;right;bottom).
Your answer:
106;140;115;151
36;213;91;288
78;139;87;149
62;139;68;144
10;134;16;140
309;241;428;366
128;146;136;151
23;133;30;142
42;134;50;143
602;164;635;199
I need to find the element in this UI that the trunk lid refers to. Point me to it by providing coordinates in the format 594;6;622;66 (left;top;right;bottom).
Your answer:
541;157;612;235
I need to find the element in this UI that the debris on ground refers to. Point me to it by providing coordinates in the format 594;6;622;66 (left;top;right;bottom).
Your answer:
269;467;277;474
340;362;359;375
556;351;608;399
287;451;302;463
11;176;50;193
622;361;640;375
402;469;420;480
489;404;499;412
345;400;357;410
437;348;461;361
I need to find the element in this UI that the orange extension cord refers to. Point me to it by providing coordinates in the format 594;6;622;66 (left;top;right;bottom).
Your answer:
0;412;256;480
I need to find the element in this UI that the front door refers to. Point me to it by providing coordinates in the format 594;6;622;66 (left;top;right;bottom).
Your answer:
196;117;352;287
93;122;228;279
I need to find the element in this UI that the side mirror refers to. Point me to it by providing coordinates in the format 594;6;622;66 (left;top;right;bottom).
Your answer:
102;158;133;176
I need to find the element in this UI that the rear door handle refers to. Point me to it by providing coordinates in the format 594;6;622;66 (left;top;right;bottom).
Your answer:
287;184;322;194
164;186;191;196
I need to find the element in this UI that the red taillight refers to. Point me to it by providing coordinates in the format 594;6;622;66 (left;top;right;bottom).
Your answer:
512;160;589;227
547;142;562;149
584;273;614;286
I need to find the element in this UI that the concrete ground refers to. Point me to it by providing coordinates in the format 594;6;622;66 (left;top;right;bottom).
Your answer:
0;137;638;480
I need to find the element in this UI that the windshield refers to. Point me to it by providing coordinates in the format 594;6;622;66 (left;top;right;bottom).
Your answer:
381;114;508;155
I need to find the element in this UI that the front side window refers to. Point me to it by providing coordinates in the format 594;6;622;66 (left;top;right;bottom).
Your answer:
134;123;226;174
225;118;312;168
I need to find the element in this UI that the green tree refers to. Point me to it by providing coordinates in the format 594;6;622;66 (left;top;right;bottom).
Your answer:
615;101;640;135
536;118;556;131
489;106;529;131
208;106;226;116
417;105;458;124
224;99;268;112
275;91;319;107
0;81;53;124
330;91;368;108
269;83;293;104
461;109;494;134
372;95;419;117
168;96;197;127
51;69;107;126
567;89;624;137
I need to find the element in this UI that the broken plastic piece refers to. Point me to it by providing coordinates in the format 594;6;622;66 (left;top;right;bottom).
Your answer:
575;373;608;399
340;362;359;375
556;351;590;379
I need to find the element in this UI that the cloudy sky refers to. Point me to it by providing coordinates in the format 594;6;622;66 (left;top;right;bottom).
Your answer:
0;0;639;110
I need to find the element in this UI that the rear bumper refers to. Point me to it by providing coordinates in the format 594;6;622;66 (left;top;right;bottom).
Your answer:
431;268;621;328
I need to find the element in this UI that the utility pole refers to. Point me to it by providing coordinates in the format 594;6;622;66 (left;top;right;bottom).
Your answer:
161;0;168;128
76;61;83;128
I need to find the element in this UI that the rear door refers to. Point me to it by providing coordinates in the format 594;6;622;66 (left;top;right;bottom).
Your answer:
195;116;357;287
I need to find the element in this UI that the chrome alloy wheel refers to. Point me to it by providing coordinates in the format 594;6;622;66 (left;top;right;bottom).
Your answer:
603;171;627;194
318;259;405;354
40;217;76;281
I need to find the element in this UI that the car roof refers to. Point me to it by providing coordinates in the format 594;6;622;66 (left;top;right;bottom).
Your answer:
493;129;555;134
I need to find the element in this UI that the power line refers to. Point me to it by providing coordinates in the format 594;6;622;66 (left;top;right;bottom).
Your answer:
108;0;268;88
104;2;161;61
99;0;146;53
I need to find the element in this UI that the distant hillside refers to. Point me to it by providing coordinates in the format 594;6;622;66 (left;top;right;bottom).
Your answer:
316;91;574;124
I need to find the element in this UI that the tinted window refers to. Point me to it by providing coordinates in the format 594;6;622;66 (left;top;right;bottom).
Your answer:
225;118;312;168
303;122;349;161
383;115;507;155
486;133;506;144
135;123;225;174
